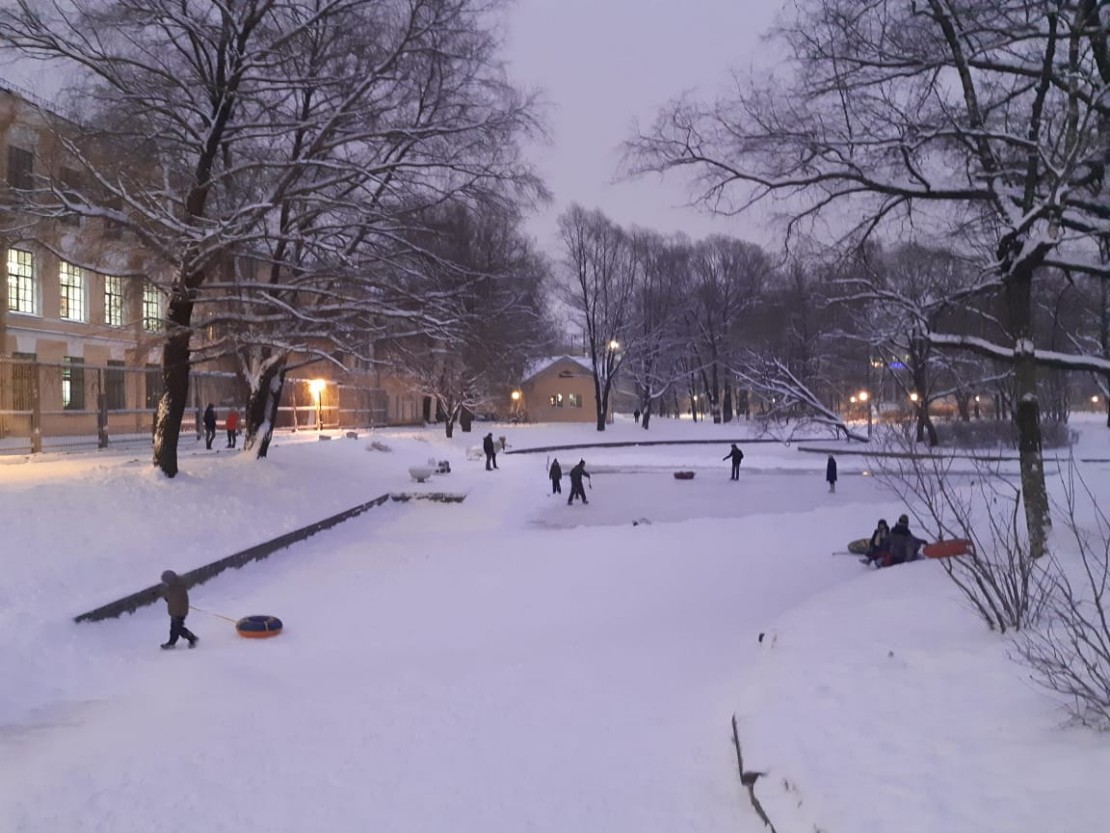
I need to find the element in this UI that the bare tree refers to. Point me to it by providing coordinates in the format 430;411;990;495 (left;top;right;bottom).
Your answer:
626;0;1110;557
557;205;639;430
0;0;542;475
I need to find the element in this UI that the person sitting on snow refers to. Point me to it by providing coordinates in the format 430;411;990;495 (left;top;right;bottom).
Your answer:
886;514;926;566
862;518;890;566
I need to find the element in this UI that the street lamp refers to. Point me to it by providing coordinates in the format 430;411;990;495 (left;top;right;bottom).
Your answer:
909;392;919;402
858;389;872;439
309;378;326;430
608;339;620;351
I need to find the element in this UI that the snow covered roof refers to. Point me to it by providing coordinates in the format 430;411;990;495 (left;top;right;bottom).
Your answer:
521;355;593;382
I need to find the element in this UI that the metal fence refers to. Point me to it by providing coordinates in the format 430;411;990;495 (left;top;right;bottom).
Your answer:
0;356;390;455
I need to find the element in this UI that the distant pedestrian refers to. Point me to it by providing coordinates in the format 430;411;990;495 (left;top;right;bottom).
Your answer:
203;404;217;450
156;570;198;649
826;454;838;493
549;457;563;495
225;408;239;448
723;443;745;480
483;432;498;470
634;408;641;424
567;459;591;505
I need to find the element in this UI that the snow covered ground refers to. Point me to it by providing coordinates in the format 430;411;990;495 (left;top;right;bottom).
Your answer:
1;415;1107;832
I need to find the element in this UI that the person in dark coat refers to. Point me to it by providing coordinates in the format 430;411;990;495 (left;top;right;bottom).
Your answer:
203;403;217;450
549;458;563;495
723;443;745;480
887;514;926;565
483;432;498;470
156;570;198;649
863;519;891;565
826;454;838;493
567;459;591;505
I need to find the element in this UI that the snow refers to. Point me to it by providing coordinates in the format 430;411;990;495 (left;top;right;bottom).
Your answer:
2;415;1108;832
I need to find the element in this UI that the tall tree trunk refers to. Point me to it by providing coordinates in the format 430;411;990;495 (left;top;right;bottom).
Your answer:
243;355;287;459
642;400;652;429
152;291;195;478
1006;250;1050;558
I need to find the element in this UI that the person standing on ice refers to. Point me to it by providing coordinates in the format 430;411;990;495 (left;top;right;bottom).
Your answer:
723;443;744;480
203;403;217;450
483;432;498;470
567;459;591;505
156;570;198;649
549;457;563;495
826;454;838;493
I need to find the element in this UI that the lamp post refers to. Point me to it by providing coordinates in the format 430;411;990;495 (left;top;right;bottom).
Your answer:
858;390;872;439
309;379;326;430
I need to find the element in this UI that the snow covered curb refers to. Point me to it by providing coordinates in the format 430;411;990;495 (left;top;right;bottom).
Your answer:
734;561;1110;832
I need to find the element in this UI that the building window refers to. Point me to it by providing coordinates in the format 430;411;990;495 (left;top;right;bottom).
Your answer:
106;360;126;410
59;261;87;321
104;275;125;327
145;364;161;410
62;357;85;410
12;352;35;411
549;393;564;408
7;145;33;190
568;393;583;408
7;249;37;314
142;283;162;331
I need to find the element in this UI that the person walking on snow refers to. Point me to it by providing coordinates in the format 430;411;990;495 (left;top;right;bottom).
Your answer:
225;408;239;448
826;454;838;493
723;443;744;480
567;459;591;505
483;432;498;470
156;570;198;649
549;458;563;495
203;403;217;450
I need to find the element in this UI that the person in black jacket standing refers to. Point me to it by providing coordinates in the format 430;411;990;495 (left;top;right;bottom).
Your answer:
723;444;744;480
203;403;217;450
549;458;563;495
483;432;498;470
826;454;838;493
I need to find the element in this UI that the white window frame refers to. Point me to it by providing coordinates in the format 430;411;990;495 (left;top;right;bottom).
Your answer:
59;261;87;322
7;248;37;315
142;283;162;332
104;275;125;327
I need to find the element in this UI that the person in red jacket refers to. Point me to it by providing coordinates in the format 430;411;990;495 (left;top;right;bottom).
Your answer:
225;408;239;448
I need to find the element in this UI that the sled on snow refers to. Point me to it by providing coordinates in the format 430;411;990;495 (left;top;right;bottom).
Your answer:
836;537;976;560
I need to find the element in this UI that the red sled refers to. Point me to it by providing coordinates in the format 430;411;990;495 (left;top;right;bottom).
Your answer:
921;539;975;559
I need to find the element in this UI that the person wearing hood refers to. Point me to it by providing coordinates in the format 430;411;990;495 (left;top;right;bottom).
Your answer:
568;459;591;505
482;432;498;471
156;570;198;649
549;458;563;495
887;514;926;565
203;404;217;450
723;444;744;480
826;454;838;493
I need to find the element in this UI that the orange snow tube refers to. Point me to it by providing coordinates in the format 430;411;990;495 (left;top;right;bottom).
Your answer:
236;615;284;638
922;539;975;559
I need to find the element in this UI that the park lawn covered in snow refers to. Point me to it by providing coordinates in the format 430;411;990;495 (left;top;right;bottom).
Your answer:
1;415;1108;832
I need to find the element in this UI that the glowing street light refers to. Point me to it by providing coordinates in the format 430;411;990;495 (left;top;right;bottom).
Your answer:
909;392;920;403
309;378;326;430
1093;395;1101;404
608;339;620;351
857;390;872;439
510;390;521;401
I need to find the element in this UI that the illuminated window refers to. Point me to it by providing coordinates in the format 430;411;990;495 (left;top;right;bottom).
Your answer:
549;393;564;408
568;393;582;408
7;249;37;314
104;275;125;326
62;356;85;410
142;283;162;331
59;261;87;321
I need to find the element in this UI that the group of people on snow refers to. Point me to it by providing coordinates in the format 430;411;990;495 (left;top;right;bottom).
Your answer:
863;514;927;568
201;404;240;450
548;457;591;504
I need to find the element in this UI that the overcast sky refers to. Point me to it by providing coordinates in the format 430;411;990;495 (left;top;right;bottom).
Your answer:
503;0;783;253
